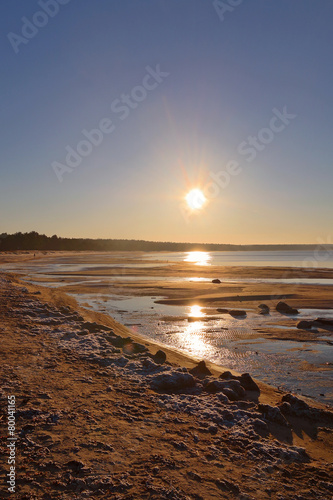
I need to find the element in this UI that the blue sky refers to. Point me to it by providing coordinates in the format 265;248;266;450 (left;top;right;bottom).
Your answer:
1;0;332;244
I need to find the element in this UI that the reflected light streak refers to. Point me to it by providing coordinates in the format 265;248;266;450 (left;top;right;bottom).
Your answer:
185;251;211;266
188;304;205;318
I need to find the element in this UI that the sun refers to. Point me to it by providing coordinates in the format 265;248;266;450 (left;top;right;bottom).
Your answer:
185;189;206;210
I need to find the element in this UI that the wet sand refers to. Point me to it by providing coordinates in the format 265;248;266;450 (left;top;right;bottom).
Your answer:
1;251;333;402
2;250;333;342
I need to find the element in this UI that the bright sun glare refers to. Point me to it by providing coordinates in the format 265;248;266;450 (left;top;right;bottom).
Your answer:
185;251;211;266
189;305;205;318
185;189;206;210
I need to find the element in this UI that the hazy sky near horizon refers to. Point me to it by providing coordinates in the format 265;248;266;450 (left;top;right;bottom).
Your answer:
1;0;332;244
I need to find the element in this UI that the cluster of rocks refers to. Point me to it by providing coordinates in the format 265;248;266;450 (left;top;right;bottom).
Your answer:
297;317;333;331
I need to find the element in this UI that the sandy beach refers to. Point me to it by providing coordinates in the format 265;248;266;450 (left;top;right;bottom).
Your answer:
3;1;333;497
1;252;333;499
2;250;333;402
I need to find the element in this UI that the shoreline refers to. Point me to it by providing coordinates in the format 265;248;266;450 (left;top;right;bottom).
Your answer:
1;250;333;406
1;272;333;499
4;270;332;409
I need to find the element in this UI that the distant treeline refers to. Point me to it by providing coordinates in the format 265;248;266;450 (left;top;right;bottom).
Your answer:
0;231;324;252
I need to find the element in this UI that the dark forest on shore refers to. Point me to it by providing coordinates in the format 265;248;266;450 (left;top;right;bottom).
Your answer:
0;231;325;253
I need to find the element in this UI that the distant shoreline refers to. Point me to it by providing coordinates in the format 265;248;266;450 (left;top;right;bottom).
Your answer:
0;231;331;252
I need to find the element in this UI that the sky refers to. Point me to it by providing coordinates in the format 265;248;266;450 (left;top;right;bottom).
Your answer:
1;0;332;245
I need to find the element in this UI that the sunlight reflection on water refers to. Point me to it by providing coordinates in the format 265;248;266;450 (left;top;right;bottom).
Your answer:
184;251;211;266
173;322;216;359
188;305;205;318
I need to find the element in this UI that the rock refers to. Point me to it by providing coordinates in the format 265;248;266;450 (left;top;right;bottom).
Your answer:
258;404;289;426
279;394;314;419
281;393;309;410
219;371;260;392
239;373;260;392
314;318;333;328
297;320;313;330
205;379;245;400
65;460;85;472
189;360;212;379
229;309;247;317
107;335;132;348
81;321;100;332
222;388;239;401
276;302;299;315
226;380;246;398
205;379;226;393
123;342;148;354
217;308;229;314
279;402;292;415
212;278;221;284
141;357;159;371
258;304;270;315
150;370;195;391
152;349;167;364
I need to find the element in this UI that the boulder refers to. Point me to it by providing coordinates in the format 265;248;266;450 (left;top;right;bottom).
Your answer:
258;304;270;315
225;380;246;398
219;371;233;380
107;335;132;348
258;404;289;426
276;302;299;315
150;370;195;391
297;320;313;330
314;318;333;328
205;379;245;400
152;349;167;364
239;373;260;392
280;396;333;424
212;278;221;284
280;394;312;418
123;342;148;355
217;308;229;314
229;310;247;318
141;357;159;372
219;371;260;392
221;388;239;401
189;360;212;379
